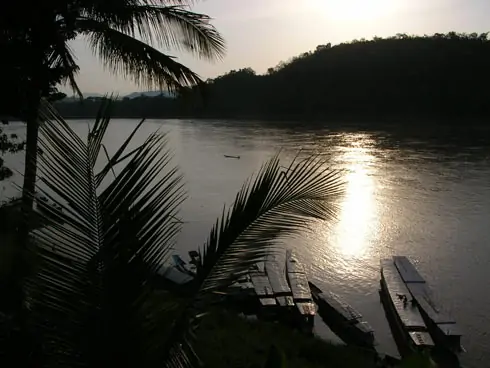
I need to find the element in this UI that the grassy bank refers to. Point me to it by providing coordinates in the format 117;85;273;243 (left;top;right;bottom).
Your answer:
194;310;379;368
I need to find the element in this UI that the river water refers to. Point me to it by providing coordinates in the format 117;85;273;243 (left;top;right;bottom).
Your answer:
2;119;489;367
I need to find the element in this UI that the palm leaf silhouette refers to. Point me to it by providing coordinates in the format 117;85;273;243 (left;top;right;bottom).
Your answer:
27;99;189;367
21;98;344;367
163;153;345;363
196;154;344;293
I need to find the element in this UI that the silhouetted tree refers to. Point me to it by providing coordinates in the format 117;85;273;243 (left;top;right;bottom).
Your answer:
0;0;225;221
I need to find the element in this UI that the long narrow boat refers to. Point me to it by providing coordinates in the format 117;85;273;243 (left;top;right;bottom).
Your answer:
249;271;277;308
309;281;375;348
285;250;315;325
380;259;435;356
265;257;295;308
393;256;463;354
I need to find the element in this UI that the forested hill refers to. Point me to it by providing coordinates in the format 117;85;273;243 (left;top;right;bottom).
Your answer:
56;32;490;121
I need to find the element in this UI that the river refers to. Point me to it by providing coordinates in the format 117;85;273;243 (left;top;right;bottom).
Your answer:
2;119;490;367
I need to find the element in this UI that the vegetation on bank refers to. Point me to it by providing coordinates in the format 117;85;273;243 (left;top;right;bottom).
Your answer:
55;32;490;122
0;124;24;180
195;310;378;368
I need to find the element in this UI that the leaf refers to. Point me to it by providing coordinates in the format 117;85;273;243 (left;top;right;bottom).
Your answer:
163;153;344;364
79;18;203;91
28;99;189;367
95;117;146;186
86;3;226;60
197;154;344;293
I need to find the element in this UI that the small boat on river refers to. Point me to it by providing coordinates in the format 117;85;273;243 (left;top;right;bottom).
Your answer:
285;250;315;327
250;270;277;308
393;256;463;354
380;259;435;356
309;281;375;348
265;256;294;308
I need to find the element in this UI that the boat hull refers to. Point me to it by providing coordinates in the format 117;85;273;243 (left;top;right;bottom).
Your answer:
285;250;315;330
392;256;463;355
379;259;434;357
311;288;375;348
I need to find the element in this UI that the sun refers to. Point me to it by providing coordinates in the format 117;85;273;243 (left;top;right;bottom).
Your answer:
312;0;396;22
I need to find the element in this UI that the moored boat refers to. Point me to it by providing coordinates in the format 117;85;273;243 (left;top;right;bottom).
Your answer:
285;250;315;326
309;281;375;348
393;256;463;354
265;257;295;308
380;259;434;356
249;271;277;308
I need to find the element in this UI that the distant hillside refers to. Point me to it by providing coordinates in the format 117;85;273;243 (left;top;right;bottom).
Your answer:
123;91;175;99
55;32;490;122
61;91;175;101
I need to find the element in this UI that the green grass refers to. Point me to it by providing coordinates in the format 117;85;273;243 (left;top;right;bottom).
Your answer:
195;310;379;368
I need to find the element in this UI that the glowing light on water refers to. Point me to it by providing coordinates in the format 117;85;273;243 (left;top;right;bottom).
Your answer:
333;137;378;258
308;135;379;281
337;163;375;256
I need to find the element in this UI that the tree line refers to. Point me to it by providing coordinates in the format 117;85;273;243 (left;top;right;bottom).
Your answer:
55;32;490;122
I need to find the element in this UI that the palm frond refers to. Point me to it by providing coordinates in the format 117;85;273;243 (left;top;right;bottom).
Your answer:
48;40;83;98
196;154;345;293
95;117;146;186
28;99;188;366
162;154;344;365
98;4;225;60
79;18;202;90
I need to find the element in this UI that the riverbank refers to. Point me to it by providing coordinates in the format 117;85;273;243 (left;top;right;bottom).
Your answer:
193;309;436;367
194;309;380;367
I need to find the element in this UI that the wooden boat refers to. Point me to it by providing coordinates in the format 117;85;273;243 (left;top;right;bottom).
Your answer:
309;282;375;348
380;259;434;356
285;249;307;274
265;258;295;307
285;250;315;325
249;271;277;308
224;154;240;159
393;256;463;354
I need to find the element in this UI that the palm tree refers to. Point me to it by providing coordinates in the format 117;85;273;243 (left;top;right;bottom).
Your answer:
0;0;225;224
0;99;344;367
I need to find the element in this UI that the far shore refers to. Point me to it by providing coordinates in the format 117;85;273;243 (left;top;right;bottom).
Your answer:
59;114;490;128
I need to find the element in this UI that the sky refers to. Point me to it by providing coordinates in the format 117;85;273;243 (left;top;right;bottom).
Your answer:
67;0;490;94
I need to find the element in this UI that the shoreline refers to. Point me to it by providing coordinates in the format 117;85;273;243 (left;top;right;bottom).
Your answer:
59;114;490;126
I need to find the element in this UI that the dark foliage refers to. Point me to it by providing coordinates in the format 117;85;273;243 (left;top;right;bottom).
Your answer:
0;123;24;181
56;32;490;122
0;0;225;233
194;311;378;368
0;0;225;121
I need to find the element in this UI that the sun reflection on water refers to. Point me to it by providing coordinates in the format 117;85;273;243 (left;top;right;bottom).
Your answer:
334;141;378;258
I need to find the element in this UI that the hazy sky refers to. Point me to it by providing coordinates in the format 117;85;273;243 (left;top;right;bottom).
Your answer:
68;0;490;94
